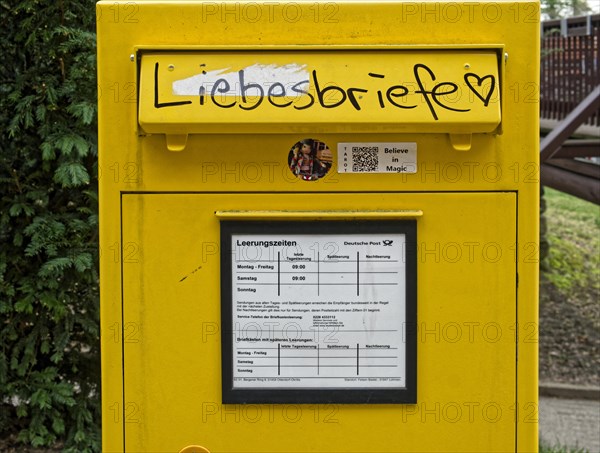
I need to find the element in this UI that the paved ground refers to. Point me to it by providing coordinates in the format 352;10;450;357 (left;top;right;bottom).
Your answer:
539;396;600;452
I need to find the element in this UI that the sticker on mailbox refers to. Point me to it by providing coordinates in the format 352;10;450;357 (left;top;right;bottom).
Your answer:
338;143;417;174
288;138;332;181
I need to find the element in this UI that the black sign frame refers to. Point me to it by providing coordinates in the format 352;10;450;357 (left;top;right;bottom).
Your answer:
220;220;417;404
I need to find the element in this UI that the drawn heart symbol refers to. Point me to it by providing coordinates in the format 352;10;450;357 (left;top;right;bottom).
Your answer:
464;73;496;107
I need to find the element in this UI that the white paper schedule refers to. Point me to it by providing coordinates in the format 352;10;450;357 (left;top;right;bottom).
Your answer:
231;233;407;389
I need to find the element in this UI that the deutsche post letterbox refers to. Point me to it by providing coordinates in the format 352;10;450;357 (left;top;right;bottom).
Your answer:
98;2;539;452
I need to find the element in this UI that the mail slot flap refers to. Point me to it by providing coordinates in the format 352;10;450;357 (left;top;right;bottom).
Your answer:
139;50;501;135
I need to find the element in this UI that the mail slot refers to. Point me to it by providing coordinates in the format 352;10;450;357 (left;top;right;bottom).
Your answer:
139;50;502;143
98;1;539;452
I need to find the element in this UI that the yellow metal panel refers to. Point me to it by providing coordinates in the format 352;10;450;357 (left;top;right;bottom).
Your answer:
139;51;501;135
98;1;539;452
122;192;516;453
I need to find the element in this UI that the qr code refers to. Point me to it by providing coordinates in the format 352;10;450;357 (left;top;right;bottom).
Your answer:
352;147;378;172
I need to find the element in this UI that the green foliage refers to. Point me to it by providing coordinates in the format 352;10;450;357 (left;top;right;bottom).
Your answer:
542;0;592;19
542;188;600;294
540;442;590;453
0;0;100;451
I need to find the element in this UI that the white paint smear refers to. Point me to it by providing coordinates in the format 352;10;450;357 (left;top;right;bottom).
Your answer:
172;63;309;97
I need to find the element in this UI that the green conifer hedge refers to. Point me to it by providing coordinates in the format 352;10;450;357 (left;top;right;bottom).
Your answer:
0;1;100;451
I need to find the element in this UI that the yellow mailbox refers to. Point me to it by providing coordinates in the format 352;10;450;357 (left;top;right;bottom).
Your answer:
98;1;539;452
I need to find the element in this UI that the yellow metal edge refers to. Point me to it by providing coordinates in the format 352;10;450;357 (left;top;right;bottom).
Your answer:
516;110;540;453
215;210;424;220
516;13;540;450
134;44;506;52
97;9;125;451
498;46;507;135
516;197;540;453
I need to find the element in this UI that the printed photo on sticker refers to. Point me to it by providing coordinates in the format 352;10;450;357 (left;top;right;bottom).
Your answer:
288;138;332;181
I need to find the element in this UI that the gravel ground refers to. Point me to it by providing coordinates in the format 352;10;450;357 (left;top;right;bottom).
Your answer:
539;274;600;387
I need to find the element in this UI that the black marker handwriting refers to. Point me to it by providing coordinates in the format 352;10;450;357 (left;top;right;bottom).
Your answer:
154;63;496;121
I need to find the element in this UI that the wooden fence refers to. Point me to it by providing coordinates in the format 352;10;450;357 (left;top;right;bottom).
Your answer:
541;14;600;127
540;15;600;204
